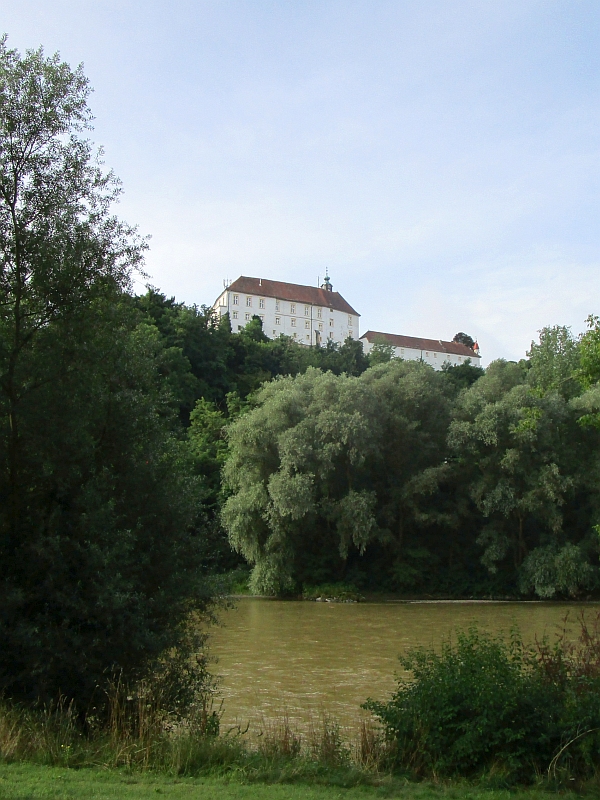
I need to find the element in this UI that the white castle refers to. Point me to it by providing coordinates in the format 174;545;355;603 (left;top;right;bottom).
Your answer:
212;275;480;370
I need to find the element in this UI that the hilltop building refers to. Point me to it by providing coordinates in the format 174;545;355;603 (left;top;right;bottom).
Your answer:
212;275;360;346
360;330;481;370
212;275;481;365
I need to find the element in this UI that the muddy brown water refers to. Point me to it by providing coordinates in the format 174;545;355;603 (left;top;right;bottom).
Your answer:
209;598;599;735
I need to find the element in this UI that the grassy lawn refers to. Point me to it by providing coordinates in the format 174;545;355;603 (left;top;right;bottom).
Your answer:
0;763;587;800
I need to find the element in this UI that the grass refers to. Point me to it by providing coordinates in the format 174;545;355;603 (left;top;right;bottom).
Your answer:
0;762;589;800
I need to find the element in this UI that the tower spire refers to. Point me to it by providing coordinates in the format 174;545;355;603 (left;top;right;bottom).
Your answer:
321;271;333;291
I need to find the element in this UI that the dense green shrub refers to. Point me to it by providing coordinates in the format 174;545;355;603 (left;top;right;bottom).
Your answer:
365;619;600;781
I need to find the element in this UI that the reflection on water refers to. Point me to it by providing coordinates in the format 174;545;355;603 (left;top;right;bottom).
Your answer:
209;598;599;734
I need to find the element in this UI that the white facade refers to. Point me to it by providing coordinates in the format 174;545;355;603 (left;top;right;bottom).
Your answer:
212;277;360;347
360;331;481;371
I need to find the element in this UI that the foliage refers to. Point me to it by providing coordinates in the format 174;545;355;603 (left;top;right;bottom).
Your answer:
447;359;594;591
301;583;364;602
527;325;581;398
221;362;453;594
368;341;395;365
519;543;597;598
441;359;485;392
132;290;372;423
578;314;600;390
453;332;475;348
365;620;600;781
0;42;215;708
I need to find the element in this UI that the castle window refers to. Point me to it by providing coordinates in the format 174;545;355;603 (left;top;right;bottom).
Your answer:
306;334;310;340
304;306;310;316
220;295;226;306
290;303;296;314
272;330;276;335
328;332;333;339
317;308;322;319
348;330;353;337
232;311;238;319
233;295;239;305
318;323;323;331
305;320;310;329
348;315;353;325
260;315;264;322
275;317;281;325
259;298;265;309
293;332;297;338
434;352;437;358
275;300;280;312
246;296;252;307
245;313;251;321
291;318;296;327
329;319;334;327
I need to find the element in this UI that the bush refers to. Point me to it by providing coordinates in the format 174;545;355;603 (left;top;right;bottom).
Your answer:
364;617;600;782
302;583;364;602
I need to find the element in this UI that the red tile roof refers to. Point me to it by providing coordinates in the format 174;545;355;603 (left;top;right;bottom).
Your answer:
360;330;480;358
226;276;360;317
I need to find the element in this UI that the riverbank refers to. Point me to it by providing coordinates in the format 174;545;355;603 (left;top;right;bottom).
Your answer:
0;762;589;800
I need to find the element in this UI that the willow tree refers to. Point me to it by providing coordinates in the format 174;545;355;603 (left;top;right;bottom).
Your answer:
221;361;452;594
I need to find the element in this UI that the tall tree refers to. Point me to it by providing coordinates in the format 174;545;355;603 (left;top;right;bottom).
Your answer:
221;361;452;594
0;41;212;706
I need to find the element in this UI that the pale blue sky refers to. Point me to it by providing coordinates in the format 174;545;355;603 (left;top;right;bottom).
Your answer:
4;1;600;362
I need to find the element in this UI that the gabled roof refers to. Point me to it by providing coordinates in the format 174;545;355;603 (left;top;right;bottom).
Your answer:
226;276;360;317
360;330;480;358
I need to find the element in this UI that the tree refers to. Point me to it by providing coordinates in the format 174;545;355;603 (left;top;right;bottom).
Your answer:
453;332;475;348
221;361;453;594
441;360;484;393
448;361;581;581
527;325;581;398
0;42;212;707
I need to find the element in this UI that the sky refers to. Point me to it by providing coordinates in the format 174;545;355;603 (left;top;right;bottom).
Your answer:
4;1;600;363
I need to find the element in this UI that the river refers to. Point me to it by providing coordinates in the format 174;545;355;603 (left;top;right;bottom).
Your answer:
209;598;599;735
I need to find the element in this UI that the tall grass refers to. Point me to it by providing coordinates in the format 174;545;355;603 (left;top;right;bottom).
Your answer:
0;690;389;781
